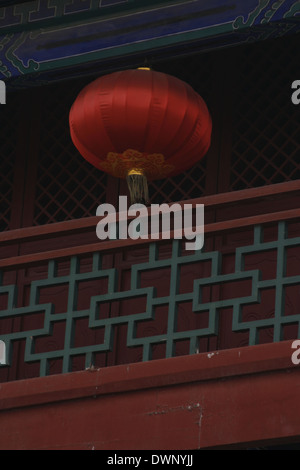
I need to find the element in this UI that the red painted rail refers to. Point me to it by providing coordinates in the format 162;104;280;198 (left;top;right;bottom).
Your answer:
0;180;299;268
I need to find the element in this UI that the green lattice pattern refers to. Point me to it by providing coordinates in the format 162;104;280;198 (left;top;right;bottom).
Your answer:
0;221;300;377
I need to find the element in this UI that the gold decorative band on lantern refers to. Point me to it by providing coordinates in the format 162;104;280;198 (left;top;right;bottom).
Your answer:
101;149;174;180
100;149;175;204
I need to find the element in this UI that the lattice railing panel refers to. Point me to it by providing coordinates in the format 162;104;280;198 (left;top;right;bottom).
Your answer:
230;36;300;191
0;219;300;381
33;80;108;225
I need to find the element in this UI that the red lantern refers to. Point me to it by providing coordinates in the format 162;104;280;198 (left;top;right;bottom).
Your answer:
69;68;212;203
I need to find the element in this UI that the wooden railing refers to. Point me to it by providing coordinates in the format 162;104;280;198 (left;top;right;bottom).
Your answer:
0;179;299;267
0;180;300;382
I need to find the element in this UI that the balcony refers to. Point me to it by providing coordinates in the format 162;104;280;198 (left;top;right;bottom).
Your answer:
1;27;300;447
0;180;300;449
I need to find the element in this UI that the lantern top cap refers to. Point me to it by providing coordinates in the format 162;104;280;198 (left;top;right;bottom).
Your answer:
137;67;151;71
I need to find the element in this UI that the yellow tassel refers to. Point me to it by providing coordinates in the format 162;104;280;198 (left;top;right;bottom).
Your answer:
126;169;149;204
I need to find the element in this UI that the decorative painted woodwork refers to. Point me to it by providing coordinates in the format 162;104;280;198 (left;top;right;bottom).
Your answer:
0;212;299;381
0;0;299;86
0;29;299;385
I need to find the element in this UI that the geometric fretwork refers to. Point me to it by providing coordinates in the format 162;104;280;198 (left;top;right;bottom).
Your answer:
0;221;300;378
33;150;108;224
230;38;300;190
0;92;20;231
233;222;300;344
33;80;108;225
0;154;15;231
148;159;208;204
147;52;214;203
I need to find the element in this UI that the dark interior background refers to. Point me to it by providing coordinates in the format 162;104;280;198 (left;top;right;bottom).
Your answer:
1;32;299;231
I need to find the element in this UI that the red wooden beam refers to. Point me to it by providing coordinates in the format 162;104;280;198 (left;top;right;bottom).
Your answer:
0;206;299;269
0;179;299;245
0;340;299;449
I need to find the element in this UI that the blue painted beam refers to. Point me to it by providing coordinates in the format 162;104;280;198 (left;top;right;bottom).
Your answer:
0;0;299;86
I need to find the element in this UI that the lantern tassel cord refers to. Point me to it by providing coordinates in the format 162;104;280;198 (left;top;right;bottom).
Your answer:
126;169;149;205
